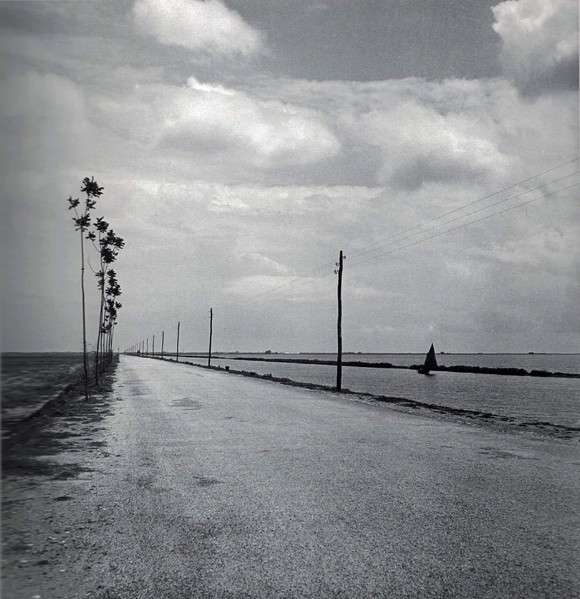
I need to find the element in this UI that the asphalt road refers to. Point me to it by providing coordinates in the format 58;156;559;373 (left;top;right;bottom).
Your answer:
6;356;580;598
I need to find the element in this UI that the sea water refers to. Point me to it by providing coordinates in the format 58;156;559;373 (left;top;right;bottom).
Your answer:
1;353;85;430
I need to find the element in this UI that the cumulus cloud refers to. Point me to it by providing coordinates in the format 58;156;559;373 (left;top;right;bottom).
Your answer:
492;0;579;95
156;77;340;169
341;84;513;189
133;0;262;57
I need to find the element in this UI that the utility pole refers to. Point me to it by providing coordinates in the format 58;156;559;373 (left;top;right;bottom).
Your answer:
152;334;155;358
176;321;180;362
335;250;344;391
161;330;164;360
146;337;149;357
208;308;213;367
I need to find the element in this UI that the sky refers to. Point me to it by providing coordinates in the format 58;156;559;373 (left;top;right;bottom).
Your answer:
0;0;578;354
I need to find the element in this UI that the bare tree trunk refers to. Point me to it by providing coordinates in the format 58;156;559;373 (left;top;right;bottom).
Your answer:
80;229;90;400
95;272;106;384
108;326;114;366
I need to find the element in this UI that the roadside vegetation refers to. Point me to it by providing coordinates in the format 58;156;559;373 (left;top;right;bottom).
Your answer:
68;177;125;399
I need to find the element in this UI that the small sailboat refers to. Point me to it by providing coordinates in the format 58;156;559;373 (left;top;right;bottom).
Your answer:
418;343;437;374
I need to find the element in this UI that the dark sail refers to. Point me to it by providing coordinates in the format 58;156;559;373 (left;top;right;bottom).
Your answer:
419;343;437;374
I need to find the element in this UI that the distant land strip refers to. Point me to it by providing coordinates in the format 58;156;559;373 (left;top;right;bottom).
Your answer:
207;356;580;378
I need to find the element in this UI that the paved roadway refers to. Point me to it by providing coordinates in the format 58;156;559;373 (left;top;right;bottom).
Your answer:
77;357;580;596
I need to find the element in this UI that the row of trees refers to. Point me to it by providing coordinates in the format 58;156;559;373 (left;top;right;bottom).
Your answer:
68;177;125;399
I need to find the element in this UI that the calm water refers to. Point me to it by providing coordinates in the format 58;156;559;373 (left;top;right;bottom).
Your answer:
206;353;580;374
181;353;580;428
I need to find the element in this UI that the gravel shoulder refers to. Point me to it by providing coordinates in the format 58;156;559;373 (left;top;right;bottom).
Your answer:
2;368;122;599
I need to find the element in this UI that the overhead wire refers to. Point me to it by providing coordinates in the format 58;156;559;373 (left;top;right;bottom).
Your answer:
234;258;338;310
344;157;579;263
346;180;580;269
344;169;578;265
229;158;579;308
264;178;580;286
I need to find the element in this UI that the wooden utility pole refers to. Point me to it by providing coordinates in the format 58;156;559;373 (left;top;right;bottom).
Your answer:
176;321;180;362
152;334;155;358
146;337;149;357
161;330;165;359
336;250;344;391
208;308;213;367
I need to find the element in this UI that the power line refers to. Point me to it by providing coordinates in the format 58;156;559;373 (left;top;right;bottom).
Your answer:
344;158;579;263
235;251;342;309
346;181;580;270
243;178;579;304
345;170;578;265
230;158;579;308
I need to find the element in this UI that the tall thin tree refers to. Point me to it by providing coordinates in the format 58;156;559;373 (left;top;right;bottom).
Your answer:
68;177;102;400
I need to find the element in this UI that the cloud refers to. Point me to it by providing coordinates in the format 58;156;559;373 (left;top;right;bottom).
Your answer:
363;99;511;189
0;72;104;352
340;82;513;190
133;0;262;57
0;71;90;172
492;0;579;95
2;8;578;353
242;253;292;276
156;77;341;169
225;274;332;303
244;73;578;191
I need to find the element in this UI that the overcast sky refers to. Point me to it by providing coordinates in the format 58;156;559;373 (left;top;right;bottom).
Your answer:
1;0;578;354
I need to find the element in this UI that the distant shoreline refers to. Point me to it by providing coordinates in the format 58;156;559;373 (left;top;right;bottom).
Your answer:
174;354;580;378
3;351;580;356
